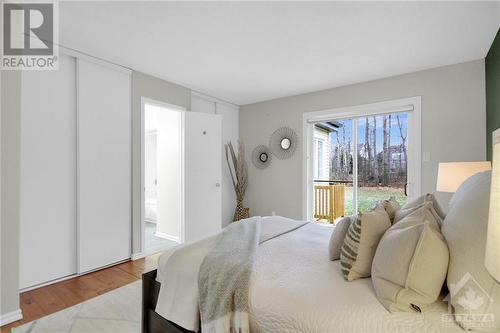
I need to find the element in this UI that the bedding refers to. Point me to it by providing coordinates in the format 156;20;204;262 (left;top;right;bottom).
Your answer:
198;217;308;333
157;219;464;333
156;216;307;332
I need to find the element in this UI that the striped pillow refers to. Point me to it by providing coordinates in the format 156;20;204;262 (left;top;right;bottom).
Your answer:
340;204;391;281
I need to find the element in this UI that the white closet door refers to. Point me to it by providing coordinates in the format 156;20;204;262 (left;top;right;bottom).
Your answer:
20;54;77;288
184;112;222;243
77;59;131;273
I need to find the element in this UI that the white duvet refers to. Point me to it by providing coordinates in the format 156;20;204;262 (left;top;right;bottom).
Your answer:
158;220;464;333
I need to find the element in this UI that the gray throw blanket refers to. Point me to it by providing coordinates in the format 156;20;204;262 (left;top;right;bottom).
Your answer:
198;217;308;333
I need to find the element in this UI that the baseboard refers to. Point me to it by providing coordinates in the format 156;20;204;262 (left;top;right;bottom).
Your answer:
20;273;77;292
0;309;23;326
131;252;146;260
154;231;179;243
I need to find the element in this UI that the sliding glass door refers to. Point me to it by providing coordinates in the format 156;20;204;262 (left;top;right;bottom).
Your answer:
311;111;410;222
355;113;408;214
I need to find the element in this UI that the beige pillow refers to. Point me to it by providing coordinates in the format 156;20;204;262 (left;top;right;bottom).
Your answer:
394;194;444;225
372;205;449;313
442;171;500;332
381;197;401;223
329;216;352;261
340;204;391;281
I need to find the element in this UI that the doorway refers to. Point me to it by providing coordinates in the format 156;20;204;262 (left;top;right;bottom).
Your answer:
303;97;421;222
142;98;184;255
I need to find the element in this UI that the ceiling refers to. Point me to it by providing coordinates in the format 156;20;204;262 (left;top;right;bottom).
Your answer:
60;1;500;105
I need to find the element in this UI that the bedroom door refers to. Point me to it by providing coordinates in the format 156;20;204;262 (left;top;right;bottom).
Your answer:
184;112;222;243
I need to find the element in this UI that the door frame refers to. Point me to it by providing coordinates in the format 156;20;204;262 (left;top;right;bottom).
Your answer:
302;96;422;220
140;97;186;256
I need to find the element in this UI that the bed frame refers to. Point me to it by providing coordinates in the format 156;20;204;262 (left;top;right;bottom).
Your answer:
142;270;195;333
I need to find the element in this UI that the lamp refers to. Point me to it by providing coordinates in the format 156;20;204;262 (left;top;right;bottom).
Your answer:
436;161;492;193
486;130;500;282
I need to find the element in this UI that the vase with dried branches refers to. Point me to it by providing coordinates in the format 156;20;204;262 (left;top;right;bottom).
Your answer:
225;141;249;221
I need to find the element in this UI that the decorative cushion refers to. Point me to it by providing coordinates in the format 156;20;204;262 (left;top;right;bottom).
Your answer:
442;171;500;332
394;193;445;225
381;197;401;223
329;216;352;261
340;204;391;281
372;205;449;313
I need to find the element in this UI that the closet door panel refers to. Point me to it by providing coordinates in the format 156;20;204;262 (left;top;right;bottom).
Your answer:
77;59;131;273
20;54;77;288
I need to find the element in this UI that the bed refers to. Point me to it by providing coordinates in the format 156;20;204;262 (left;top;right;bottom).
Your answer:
142;221;464;333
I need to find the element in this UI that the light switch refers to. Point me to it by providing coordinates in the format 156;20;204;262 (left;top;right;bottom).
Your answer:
423;152;431;162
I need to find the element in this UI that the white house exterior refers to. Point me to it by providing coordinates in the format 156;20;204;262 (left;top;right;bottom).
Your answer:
313;126;331;180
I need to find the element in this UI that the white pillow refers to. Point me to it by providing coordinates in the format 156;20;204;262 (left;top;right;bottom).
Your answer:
381;197;401;224
394;193;445;225
329;216;352;261
442;171;500;332
372;205;449;313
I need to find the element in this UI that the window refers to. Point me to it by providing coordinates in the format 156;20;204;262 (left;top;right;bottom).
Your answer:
317;140;324;178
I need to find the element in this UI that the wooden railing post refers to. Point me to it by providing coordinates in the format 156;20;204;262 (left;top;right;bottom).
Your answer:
314;184;346;222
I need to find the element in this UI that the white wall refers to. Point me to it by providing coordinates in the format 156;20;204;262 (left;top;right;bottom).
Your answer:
132;71;191;254
1;71;22;323
190;93;239;227
154;105;183;242
240;60;487;219
144;133;157;203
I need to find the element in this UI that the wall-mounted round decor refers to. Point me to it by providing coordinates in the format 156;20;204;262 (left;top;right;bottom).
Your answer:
269;126;298;159
252;145;272;169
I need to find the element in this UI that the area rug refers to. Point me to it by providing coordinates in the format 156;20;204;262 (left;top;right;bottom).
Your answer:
13;280;141;333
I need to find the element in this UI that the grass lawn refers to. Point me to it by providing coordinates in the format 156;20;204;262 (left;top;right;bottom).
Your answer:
344;186;407;216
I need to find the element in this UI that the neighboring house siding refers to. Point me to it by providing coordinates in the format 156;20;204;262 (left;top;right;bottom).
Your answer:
313;127;330;180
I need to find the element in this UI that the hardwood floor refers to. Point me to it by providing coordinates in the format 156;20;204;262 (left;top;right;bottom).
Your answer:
0;254;160;333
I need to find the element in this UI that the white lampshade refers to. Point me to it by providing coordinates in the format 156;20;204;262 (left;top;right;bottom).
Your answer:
486;133;500;282
436;161;492;193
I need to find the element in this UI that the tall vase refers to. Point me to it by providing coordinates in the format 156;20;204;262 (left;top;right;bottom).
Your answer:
233;199;250;222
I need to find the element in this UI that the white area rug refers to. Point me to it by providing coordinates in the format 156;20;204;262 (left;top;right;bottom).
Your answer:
13;281;141;333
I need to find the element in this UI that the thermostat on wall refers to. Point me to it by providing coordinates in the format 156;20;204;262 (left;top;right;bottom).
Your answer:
494;128;500;145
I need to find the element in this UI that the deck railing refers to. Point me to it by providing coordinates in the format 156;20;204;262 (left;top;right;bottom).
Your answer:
313;182;346;223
